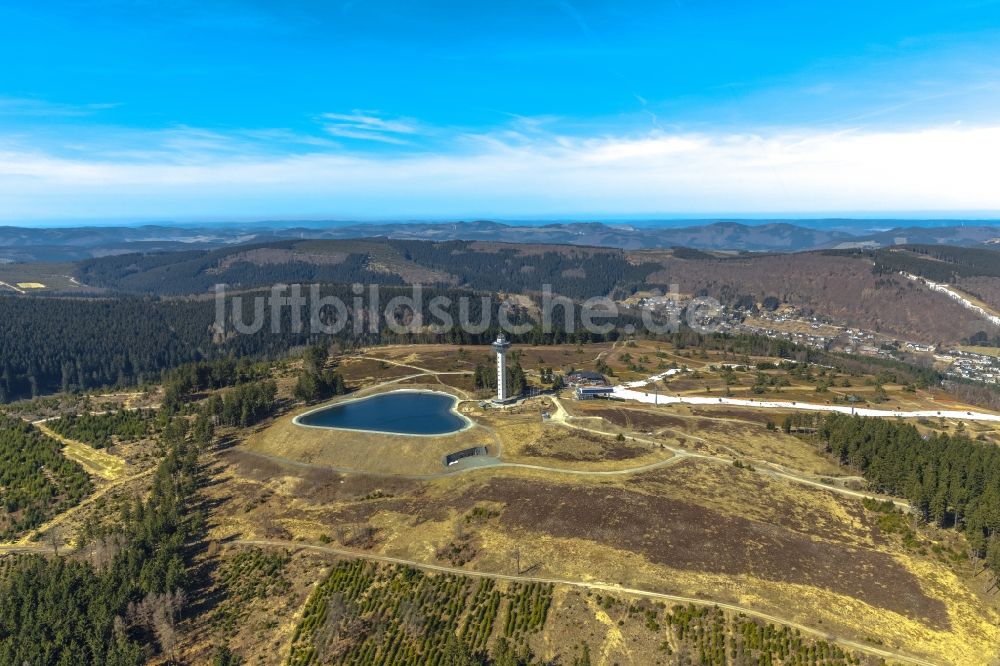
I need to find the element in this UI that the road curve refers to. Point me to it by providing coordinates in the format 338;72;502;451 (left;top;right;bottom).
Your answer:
548;397;910;509
0;280;26;294
265;387;907;507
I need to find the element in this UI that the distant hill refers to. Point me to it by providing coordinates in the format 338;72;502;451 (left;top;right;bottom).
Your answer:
639;248;997;344
305;220;855;251
870;244;1000;316
873;244;1000;282
56;237;1000;344
3;234;1000;403
72;238;661;298
6;222;1000;345
3;219;1000;261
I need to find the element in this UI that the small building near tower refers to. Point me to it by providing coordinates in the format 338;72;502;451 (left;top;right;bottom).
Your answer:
575;386;614;400
566;370;607;387
443;446;489;467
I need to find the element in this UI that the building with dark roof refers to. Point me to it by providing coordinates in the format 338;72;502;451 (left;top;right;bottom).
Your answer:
575;386;614;400
566;370;607;387
443;446;488;466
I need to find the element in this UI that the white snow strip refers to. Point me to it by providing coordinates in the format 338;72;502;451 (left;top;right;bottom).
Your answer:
901;272;1000;328
620;368;683;388
610;386;1000;422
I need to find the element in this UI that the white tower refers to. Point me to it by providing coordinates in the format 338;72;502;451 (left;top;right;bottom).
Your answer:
492;333;511;402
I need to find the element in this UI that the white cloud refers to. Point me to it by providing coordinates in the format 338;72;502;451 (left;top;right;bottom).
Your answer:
0;96;119;118
319;110;423;144
1;123;1000;220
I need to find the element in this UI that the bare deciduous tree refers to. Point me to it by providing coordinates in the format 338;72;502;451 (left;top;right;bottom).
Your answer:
129;589;188;663
46;525;64;556
398;598;426;641
93;533;128;570
314;593;349;661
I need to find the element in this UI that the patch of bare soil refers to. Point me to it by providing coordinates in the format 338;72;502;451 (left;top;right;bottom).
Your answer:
515;425;650;463
585;407;691;431
337;359;417;383
686;408;781;426
216;247;348;270
453;476;949;628
223;449;422;503
521;440;646;462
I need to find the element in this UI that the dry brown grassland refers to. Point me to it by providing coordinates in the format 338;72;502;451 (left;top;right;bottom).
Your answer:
194;342;1000;664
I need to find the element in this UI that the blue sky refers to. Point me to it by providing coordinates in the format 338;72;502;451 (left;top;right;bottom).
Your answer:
2;0;1000;222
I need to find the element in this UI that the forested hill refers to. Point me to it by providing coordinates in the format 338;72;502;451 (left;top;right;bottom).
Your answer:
0;286;628;402
819;413;1000;581
4;221;1000;263
0;282;971;408
0;296;221;401
873;245;1000;282
386;239;658;298
75;241;405;295
73;238;660;298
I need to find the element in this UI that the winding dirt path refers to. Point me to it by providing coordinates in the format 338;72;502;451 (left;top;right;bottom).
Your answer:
233;538;940;666
266;364;909;507
0;280;26;294
0;417;154;551
0;467;155;551
548;397;910;509
33;420;126;480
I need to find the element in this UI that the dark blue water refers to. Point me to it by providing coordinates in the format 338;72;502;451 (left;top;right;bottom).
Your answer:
296;391;468;435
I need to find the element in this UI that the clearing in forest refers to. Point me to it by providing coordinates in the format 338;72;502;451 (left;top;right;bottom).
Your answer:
34;421;126;481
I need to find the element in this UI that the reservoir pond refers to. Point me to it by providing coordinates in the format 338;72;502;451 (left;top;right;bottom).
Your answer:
295;390;469;435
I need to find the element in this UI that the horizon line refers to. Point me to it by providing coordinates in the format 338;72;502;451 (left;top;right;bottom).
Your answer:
8;214;1000;229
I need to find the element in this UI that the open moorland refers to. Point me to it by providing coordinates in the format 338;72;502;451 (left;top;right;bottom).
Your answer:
4;339;1000;665
195;342;1000;664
